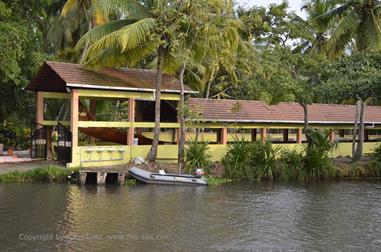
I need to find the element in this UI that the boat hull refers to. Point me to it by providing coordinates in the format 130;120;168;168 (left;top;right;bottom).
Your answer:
128;167;207;186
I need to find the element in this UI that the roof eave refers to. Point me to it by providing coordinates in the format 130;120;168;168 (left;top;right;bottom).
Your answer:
66;83;198;94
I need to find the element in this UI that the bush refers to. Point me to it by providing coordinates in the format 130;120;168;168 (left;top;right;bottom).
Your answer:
184;138;211;173
303;129;336;180
251;141;281;181
222;129;338;181
276;149;304;181
370;144;381;176
222;139;280;181
222;138;253;179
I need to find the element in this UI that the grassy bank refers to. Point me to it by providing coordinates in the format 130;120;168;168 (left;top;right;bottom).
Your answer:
0;166;77;183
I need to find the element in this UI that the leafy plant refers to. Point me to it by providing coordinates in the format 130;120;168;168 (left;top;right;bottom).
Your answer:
303;129;336;180
222;137;253;179
276;149;304;181
184;138;211;173
251;141;282;181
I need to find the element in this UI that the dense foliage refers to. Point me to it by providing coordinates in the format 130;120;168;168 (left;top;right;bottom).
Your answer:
222;131;336;181
1;0;381;165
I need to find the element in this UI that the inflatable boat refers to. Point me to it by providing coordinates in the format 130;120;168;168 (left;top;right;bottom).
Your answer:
128;167;207;186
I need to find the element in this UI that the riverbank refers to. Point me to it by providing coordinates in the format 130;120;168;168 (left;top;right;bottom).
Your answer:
0;165;76;183
0;158;380;184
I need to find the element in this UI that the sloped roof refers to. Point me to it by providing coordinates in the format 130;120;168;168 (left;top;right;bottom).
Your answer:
26;61;196;93
188;98;381;124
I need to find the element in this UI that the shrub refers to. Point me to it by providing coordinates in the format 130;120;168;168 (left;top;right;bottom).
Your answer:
371;144;381;176
276;149;304;181
184;138;211;173
303;129;336;180
222;137;253;179
251;141;281;181
222;139;281;181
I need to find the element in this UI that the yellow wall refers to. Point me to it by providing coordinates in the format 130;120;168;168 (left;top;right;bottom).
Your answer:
67;142;380;168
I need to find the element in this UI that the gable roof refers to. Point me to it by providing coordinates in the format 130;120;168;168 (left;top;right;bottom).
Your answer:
26;61;197;94
188;98;381;125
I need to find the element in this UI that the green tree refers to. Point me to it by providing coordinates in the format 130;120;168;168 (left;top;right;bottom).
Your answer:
0;1;48;127
316;53;381;160
317;0;381;58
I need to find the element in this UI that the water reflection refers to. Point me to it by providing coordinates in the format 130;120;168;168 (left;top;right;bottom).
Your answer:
0;181;380;251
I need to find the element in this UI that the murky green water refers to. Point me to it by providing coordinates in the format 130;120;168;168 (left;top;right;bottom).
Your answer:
1;181;381;251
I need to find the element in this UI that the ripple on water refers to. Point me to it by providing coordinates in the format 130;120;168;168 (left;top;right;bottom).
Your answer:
0;181;381;251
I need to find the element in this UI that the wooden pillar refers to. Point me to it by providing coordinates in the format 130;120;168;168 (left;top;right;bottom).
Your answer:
251;129;257;142
283;129;289;143
339;129;345;138
71;89;79;148
46;126;53;160
365;129;369;142
36;92;44;129
221;128;228;145
329;130;335;142
261;128;267;143
89;100;97;144
127;98;135;146
296;128;303;144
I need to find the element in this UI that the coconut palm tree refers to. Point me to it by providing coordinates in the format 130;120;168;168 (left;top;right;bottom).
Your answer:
78;0;194;162
317;0;381;58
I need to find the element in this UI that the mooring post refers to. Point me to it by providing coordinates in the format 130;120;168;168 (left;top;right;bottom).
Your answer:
79;172;87;185
118;173;126;185
97;172;106;185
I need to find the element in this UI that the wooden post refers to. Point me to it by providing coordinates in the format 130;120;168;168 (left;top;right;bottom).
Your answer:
261;128;267;143
46;126;53;160
89;100;96;144
329;130;335;143
365;129;369;142
36;92;44;129
127;98;135;146
251;129;257;142
221;128;228;145
283;129;289;143
339;129;345;138
296;128;303;144
71;89;79;149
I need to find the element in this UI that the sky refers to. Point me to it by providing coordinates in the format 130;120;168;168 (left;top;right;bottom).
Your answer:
235;0;306;18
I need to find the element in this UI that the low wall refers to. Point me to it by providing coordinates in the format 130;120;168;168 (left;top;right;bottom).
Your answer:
67;142;381;168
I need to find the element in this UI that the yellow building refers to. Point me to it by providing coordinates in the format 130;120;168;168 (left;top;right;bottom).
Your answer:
26;61;381;168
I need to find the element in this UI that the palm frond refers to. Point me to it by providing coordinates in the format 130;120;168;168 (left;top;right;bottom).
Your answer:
61;0;78;16
76;19;138;49
325;9;360;57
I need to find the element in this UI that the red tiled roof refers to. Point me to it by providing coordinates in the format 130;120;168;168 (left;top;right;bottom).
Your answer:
26;61;196;93
188;98;381;124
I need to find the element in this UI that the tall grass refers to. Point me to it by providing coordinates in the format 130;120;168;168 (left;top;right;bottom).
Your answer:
0;166;76;183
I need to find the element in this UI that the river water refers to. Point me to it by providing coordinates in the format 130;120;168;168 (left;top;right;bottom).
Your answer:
0;181;381;251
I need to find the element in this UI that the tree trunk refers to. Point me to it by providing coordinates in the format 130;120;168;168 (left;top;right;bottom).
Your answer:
146;46;165;162
178;63;186;173
301;103;312;149
354;100;365;161
352;101;360;159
